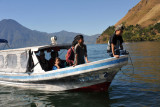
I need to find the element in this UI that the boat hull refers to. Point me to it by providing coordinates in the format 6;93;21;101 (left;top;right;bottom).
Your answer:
0;56;128;91
70;82;111;92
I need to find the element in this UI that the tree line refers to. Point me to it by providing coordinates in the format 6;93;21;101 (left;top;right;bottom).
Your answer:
98;22;160;43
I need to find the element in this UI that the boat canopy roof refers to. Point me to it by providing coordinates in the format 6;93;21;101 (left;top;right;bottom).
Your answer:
0;39;8;43
0;43;72;52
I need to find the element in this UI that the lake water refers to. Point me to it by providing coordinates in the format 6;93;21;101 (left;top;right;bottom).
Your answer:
0;41;160;107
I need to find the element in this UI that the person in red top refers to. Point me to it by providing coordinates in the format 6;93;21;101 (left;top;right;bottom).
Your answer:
66;40;77;66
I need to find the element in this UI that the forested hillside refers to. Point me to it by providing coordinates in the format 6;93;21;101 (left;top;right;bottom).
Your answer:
96;23;160;44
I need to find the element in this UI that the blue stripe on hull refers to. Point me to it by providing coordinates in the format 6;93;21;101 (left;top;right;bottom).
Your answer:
0;57;128;80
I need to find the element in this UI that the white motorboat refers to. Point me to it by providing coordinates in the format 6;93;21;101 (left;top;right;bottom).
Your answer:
0;39;128;91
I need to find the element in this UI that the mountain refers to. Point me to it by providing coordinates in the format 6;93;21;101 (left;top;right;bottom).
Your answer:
115;0;160;27
50;30;99;44
0;19;50;48
0;19;99;48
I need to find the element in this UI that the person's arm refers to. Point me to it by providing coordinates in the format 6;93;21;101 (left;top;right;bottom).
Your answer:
54;64;60;69
84;45;89;63
111;43;119;58
85;56;89;63
110;35;119;58
74;54;78;66
73;45;79;66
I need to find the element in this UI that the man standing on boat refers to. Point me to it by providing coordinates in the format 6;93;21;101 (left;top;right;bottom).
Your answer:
74;35;89;66
107;24;124;58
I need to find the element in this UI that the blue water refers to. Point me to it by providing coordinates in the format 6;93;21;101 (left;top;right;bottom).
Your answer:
0;42;160;107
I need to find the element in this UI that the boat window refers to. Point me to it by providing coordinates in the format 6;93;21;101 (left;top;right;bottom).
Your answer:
0;55;4;68
7;54;17;68
20;52;28;68
56;49;68;68
58;49;68;60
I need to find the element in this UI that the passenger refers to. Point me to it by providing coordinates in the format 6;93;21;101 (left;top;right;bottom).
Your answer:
66;40;77;66
49;51;58;70
52;57;62;70
39;51;49;71
74;35;89;66
107;24;124;58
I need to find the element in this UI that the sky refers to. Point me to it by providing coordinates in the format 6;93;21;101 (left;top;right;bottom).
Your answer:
0;0;140;35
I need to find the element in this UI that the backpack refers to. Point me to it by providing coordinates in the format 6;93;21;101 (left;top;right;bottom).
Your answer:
69;47;74;60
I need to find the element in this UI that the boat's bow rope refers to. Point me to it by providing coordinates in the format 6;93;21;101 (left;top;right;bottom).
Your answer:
121;51;135;77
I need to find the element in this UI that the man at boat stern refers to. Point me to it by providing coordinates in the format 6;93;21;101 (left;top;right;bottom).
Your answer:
107;24;124;58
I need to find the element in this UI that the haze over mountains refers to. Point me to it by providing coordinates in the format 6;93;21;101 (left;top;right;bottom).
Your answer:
115;0;160;27
0;19;100;48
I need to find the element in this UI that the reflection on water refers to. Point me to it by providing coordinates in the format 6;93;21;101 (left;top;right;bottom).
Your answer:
0;86;112;107
0;42;160;107
122;42;160;92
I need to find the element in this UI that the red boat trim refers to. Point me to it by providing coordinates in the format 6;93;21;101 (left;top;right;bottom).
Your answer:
70;82;111;92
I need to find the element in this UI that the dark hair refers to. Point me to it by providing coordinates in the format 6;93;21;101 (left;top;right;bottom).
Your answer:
72;34;84;46
51;51;56;56
72;39;77;46
51;51;58;57
74;34;83;40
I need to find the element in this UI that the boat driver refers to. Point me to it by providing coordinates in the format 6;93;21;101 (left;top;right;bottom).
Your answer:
107;24;124;58
39;51;49;71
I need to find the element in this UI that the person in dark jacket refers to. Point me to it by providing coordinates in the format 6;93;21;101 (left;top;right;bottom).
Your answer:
39;51;49;71
107;24;124;58
74;35;89;66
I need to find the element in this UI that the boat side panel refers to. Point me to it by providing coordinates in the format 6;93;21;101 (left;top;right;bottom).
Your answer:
0;56;128;81
0;66;121;91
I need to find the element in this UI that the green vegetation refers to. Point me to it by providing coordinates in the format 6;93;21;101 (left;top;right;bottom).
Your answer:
98;23;160;43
